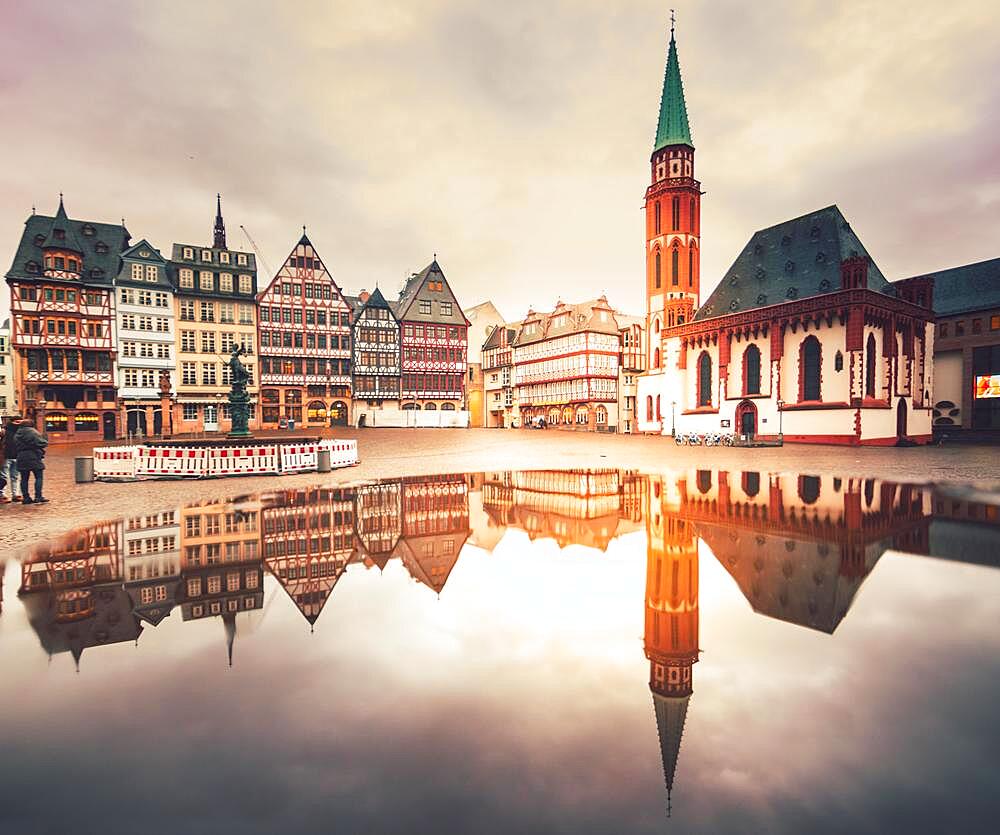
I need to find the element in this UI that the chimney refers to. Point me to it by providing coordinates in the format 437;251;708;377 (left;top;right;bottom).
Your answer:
359;289;370;304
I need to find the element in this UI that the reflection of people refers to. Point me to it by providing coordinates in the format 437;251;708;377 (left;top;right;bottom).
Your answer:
229;346;250;388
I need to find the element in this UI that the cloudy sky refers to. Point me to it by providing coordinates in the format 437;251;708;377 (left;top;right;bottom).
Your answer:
1;0;998;323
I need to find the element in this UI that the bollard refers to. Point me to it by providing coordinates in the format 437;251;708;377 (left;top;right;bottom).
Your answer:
75;456;95;483
316;449;332;473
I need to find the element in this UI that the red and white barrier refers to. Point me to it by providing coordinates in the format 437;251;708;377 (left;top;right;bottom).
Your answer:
92;437;357;481
320;439;358;467
93;446;139;479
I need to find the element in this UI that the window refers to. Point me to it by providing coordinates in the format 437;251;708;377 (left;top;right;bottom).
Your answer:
199;270;213;291
654;200;661;234
991;316;1000;331
238;274;252;294
183;247;194;260
646;395;653;421
181;362;197;385
743;344;761;395
741;471;760;498
200;302;214;322
972;319;982;335
182;403;198;420
201;331;216;353
145;265;158;282
865;332;877;398
220;251;230;264
187;578;202;597
798;475;821;505
654;250;661;289
440;301;452;316
202;363;217;385
154;292;168;307
180;300;195;321
418;300;432;315
201;250;212;262
800;336;822;401
181;331;195;352
671;246;679;285
179;268;194;288
939;323;949;338
697;351;712;407
671;195;680;230
220;303;235;323
237;253;247;266
220;273;233;292
131;263;143;281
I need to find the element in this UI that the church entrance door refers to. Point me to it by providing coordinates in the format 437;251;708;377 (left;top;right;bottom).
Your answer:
736;400;757;439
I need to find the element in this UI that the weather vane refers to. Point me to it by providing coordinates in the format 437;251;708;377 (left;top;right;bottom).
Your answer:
670;8;675;35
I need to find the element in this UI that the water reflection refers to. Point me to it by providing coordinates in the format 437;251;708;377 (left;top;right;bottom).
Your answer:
6;468;1000;829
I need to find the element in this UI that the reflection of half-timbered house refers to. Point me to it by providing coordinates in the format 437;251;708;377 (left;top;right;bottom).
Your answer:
398;475;470;594
258;233;353;428
353;480;403;570
351;288;401;426
397;260;469;411
19;520;140;668
262;487;354;626
5;197;128;441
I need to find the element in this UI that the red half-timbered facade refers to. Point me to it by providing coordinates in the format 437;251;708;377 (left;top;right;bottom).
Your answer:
5;198;128;441
258;233;353;427
396;260;469;411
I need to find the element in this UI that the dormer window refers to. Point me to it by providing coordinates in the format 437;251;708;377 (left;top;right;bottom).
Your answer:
82;224;95;236
33;234;45;246
201;249;212;262
91;268;105;279
54;229;66;240
220;251;231;264
183;247;194;259
236;253;247;266
25;261;41;274
95;241;109;254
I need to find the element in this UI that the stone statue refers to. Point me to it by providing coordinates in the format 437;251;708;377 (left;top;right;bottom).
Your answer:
227;345;252;438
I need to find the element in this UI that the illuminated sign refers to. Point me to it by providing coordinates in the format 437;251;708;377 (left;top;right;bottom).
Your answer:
974;375;1000;399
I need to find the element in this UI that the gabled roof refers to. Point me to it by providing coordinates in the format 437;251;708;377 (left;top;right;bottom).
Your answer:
694;205;895;322
653;29;693;151
900;256;1000;317
355;286;398;320
513;297;621;346
121;238;167;263
5;199;130;286
394;259;469;325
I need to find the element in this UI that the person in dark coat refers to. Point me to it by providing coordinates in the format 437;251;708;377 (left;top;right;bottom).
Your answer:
14;420;48;504
2;417;20;501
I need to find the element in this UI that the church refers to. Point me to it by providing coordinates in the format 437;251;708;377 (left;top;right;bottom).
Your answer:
636;26;935;445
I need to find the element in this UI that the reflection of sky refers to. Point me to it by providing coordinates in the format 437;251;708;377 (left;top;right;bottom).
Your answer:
1;540;999;834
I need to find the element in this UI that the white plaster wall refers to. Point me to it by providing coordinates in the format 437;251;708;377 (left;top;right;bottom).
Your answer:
932;350;963;413
780;321;848;403
781;407;854;439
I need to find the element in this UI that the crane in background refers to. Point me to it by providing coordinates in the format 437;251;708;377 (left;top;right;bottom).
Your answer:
239;225;274;279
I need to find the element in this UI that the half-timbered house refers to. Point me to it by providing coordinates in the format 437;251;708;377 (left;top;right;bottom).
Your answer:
114;239;175;437
257;233;353;428
168;196;259;434
396;260;469;412
350;287;401;426
5;197;128;441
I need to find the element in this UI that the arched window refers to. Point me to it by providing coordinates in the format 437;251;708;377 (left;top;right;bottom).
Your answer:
688;249;693;288
865;332;877;398
595;405;607;424
697;351;712;407
800;336;822;401
743;344;761;395
671;246;679;285
742;471;760;498
696;470;712;494
654;201;661;234
672;196;680;230
798;475;821;504
646;395;654;421
656;395;662;420
653;347;660;368
654;250;661;289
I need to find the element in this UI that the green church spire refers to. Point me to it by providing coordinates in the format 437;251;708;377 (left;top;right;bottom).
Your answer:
653;19;693;151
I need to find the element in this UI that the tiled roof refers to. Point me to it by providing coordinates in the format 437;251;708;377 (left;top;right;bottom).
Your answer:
654;31;693;150
900;257;1000;317
5;201;130;287
513;297;621;346
694;205;895;322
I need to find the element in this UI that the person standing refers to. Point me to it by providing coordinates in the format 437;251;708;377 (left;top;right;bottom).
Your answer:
1;418;19;502
14;419;47;504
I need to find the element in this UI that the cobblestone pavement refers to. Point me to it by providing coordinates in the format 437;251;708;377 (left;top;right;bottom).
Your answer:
2;427;997;554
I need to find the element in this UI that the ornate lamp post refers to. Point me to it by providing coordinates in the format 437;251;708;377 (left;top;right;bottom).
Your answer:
777;399;785;440
671;400;677;437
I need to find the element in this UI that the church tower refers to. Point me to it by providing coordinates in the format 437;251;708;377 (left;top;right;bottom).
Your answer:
213;193;226;249
645;18;700;370
644;476;700;816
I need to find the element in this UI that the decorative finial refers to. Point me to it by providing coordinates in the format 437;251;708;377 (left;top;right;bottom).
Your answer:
303;224;307;235
670;9;675;37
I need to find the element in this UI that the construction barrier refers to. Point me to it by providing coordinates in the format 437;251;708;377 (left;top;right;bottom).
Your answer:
91;438;357;481
93;446;139;479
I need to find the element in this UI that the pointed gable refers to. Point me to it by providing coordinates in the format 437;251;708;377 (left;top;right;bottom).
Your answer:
694;205;895;321
394;259;468;325
258;233;349;307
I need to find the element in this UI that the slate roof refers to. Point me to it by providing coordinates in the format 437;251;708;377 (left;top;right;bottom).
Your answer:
514;297;621;346
5;200;130;287
694;205;895;322
654;30;693;150
901;257;1000;317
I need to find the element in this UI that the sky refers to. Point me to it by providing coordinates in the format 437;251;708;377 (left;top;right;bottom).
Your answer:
1;0;998;325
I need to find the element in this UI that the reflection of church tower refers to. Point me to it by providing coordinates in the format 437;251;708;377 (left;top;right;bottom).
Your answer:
644;476;699;817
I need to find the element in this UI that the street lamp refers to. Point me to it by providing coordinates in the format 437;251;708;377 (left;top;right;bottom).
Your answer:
671;400;677;437
777;399;785;439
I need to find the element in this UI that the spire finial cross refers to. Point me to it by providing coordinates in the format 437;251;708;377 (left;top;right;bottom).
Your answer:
670;9;675;36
